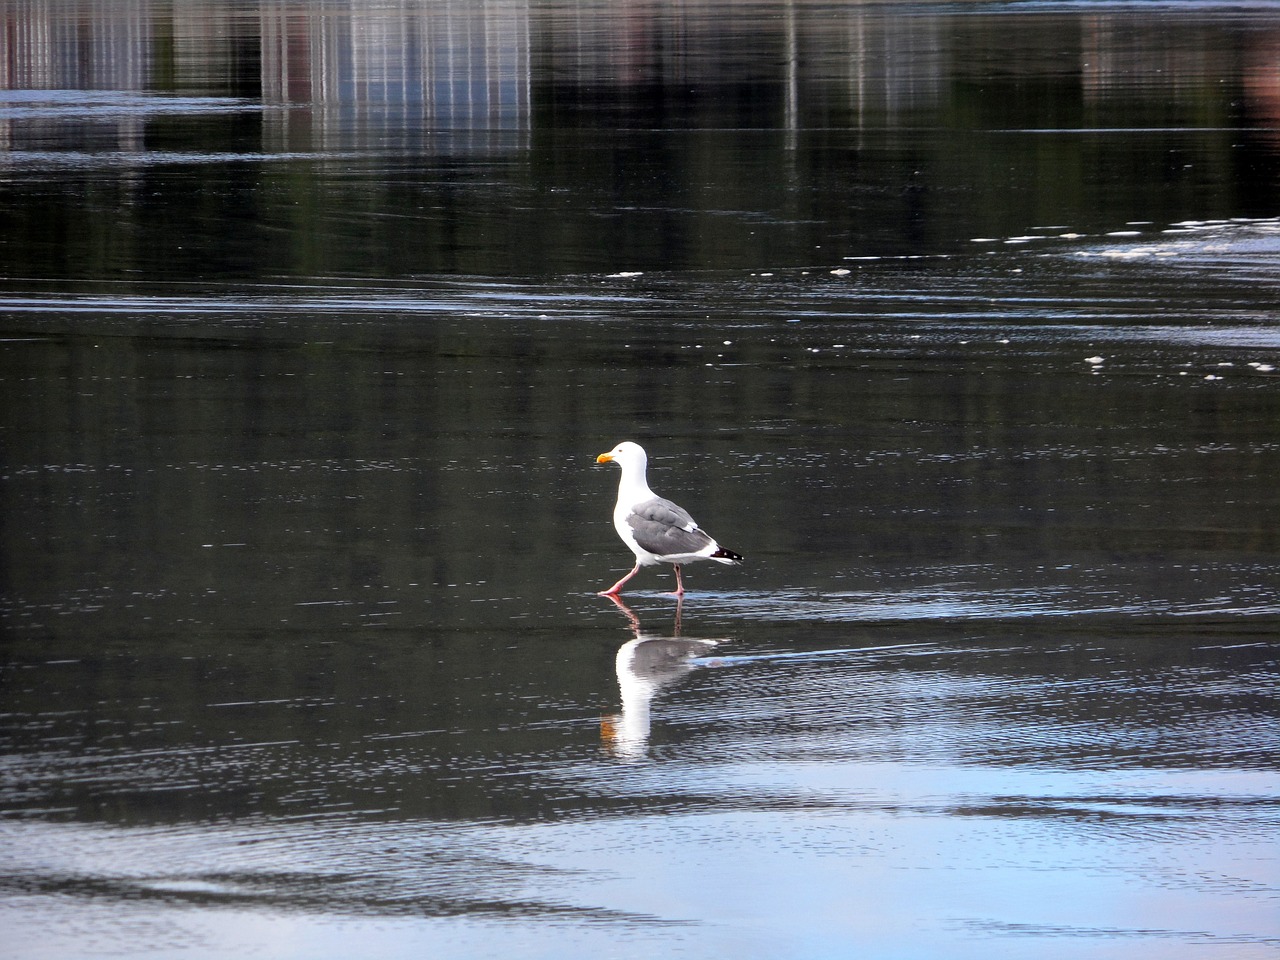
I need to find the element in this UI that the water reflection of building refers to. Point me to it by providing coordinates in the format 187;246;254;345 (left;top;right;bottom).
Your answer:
259;0;531;153
0;0;532;154
537;0;946;124
0;1;152;155
2;2;1279;155
1;0;150;91
1243;38;1280;149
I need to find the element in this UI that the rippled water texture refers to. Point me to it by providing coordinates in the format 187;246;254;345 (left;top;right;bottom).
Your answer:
2;1;1279;958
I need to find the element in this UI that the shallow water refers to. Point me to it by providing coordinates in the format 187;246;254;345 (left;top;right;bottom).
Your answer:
2;1;1280;958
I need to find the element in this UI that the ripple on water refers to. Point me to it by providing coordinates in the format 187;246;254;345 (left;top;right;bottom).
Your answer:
687;584;1280;623
0;815;666;928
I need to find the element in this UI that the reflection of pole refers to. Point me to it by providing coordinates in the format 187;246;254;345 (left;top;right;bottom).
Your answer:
850;8;865;129
784;0;798;153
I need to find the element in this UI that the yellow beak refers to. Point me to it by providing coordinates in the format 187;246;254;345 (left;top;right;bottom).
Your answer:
596;453;614;464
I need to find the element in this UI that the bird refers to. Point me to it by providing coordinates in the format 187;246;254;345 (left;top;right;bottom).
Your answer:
599;594;722;759
595;441;743;596
604;632;720;759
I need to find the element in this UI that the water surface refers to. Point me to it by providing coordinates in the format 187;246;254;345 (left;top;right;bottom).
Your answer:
2;2;1279;958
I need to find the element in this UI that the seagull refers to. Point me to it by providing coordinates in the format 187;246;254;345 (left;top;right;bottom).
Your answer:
595;441;743;596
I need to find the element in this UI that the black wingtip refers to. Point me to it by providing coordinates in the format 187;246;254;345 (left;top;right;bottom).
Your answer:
711;547;744;563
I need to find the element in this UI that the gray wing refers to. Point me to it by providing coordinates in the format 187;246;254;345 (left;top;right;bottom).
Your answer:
626;638;719;682
626;496;715;558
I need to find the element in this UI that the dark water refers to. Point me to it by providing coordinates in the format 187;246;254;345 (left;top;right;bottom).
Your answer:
2;2;1279;957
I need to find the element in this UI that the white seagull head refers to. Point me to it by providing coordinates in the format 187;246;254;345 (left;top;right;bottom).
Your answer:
596;440;648;472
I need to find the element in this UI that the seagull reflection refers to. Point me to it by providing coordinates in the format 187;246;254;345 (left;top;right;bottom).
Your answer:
600;595;724;760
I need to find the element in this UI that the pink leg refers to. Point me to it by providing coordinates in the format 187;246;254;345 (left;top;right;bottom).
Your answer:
602;593;642;633
600;562;642;596
672;564;685;597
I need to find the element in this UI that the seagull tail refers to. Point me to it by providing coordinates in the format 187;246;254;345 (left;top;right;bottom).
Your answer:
710;547;744;564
